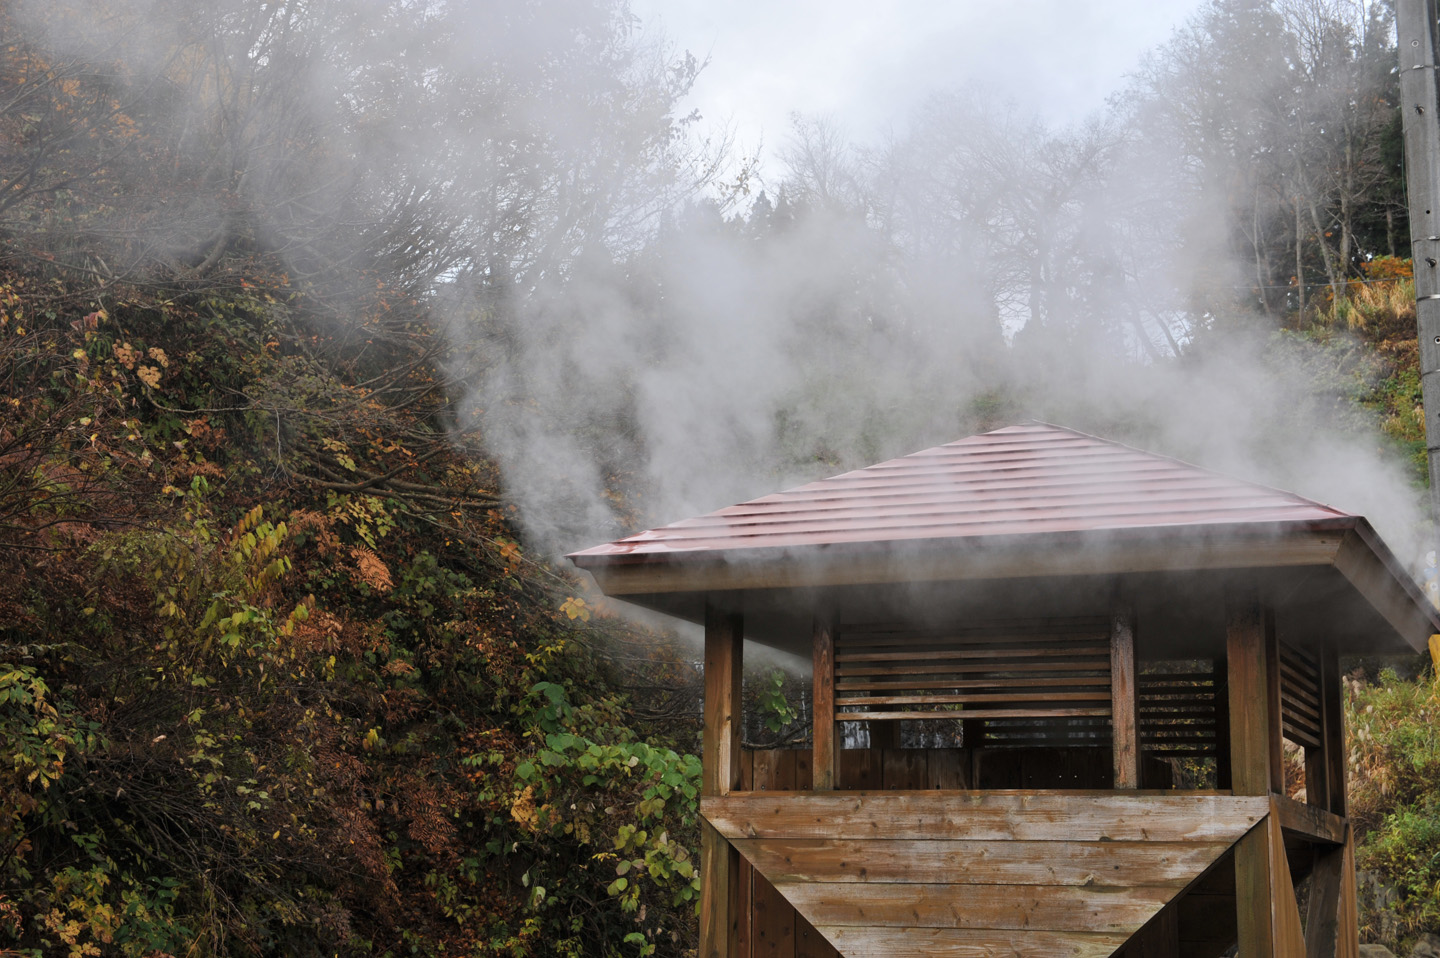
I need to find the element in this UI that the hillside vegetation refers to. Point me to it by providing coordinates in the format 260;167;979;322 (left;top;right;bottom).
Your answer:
2;0;1440;955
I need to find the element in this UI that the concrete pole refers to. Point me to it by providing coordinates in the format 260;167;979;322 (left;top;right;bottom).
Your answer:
1398;0;1440;538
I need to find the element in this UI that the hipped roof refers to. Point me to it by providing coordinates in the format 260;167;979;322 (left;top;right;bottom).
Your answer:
569;423;1439;654
570;423;1349;559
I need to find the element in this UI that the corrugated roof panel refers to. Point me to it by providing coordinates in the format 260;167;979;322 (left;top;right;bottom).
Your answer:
568;423;1351;561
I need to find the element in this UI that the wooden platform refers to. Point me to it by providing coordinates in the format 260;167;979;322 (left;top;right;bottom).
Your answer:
703;791;1269;958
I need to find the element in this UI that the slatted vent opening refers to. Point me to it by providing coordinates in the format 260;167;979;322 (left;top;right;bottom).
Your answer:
1138;662;1221;759
1279;641;1323;749
834;617;1113;724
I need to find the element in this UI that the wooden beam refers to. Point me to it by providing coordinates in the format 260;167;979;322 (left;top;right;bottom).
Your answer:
701;600;743;958
1337;827;1359;958
703;601;744;796
1333;527;1437;653
777;880;1173;933
1111;603;1139;789
700;819;738;958
812;609;837;790
702;792;1269;842
815;926;1129;958
1263;610;1285;791
1233;815;1305;958
1225;589;1277;796
1272;794;1345;846
1305;841;1344;957
579;528;1347;596
730;838;1232;886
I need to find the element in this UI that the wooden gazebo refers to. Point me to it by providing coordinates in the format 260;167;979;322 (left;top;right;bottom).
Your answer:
569;423;1438;958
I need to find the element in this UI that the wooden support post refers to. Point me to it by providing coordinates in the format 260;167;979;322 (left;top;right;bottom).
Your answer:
702;602;744;796
1234;814;1306;958
1214;658;1232;791
1228;589;1303;957
1320;644;1360;957
701;601;743;958
1111;603;1139;789
1226;591;1278;796
700;821;739;958
1264;614;1285;792
1306;841;1343;957
812;608;838;791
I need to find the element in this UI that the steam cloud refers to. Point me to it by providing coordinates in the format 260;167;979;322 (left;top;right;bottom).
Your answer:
21;0;1426;574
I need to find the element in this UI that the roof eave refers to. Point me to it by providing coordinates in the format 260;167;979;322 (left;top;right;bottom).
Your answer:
1335;519;1440;653
571;518;1360;597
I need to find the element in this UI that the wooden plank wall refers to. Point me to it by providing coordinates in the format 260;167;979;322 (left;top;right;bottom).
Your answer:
706;792;1267;958
735;753;838;958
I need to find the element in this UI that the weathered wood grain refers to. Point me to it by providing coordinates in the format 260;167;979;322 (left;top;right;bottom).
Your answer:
752;869;794;958
1225;591;1275;796
703;603;743;796
779;880;1174;932
1338;832;1359;958
1111;603;1139;788
837;707;1112;722
1272;794;1345;846
794;917;838;958
1305;842;1343;958
881;748;926;790
730;838;1231;887
814;925;1131;958
703;792;1269;842
700;820;735;958
812;611;836;791
1233;823;1275;957
1269;814;1307;957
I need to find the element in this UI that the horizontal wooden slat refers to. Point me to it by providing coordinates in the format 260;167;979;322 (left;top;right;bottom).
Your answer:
837;675;1111;692
779;881;1173;932
816;926;1129;958
1279;659;1319;698
837;631;1109;650
702;792;1270;842
837;692;1110;707
837;646;1109;663
732;838;1231;887
842;617;1110;636
1138;673;1218;686
1282;720;1322;749
837;660;1111;677
837;707;1113;721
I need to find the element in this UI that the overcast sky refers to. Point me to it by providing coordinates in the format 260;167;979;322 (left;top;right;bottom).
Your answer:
632;0;1206;176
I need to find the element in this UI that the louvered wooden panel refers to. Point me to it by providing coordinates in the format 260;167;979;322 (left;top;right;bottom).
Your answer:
1279;641;1323;748
834;617;1112;723
1139;665;1221;759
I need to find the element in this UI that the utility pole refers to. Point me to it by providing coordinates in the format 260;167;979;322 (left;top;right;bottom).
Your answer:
1398;0;1440;550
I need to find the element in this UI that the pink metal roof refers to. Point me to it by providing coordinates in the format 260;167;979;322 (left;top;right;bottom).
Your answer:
568;423;1353;562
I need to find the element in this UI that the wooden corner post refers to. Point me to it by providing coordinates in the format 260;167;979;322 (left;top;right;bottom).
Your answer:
1306;644;1360;958
1110;602;1139;789
812;606;838;790
1225;588;1304;957
700;600;743;958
